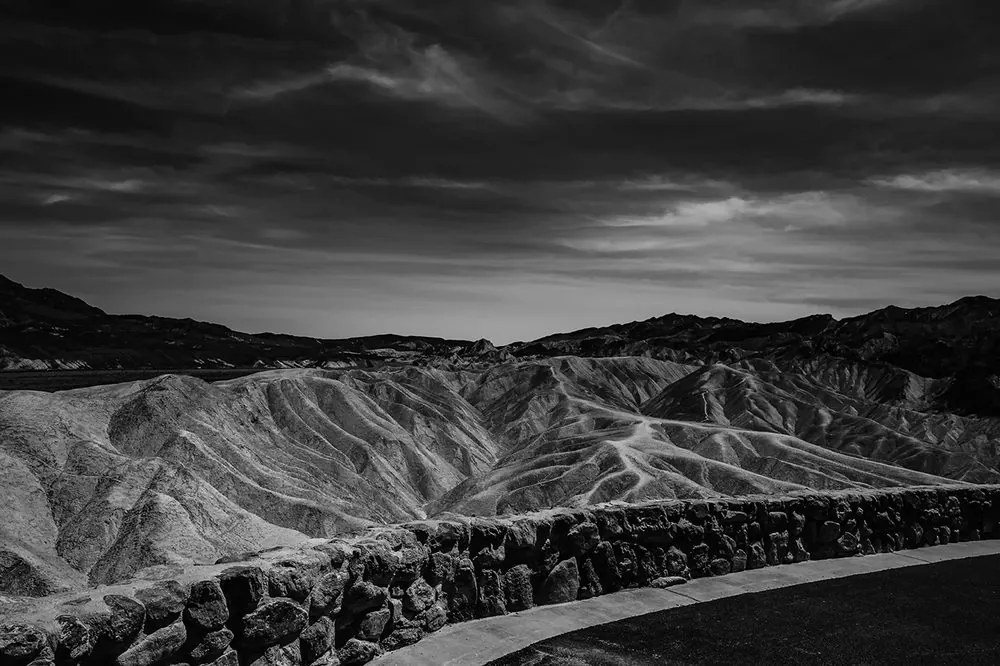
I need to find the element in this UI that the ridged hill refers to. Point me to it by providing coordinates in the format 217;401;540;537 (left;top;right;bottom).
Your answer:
3;355;998;595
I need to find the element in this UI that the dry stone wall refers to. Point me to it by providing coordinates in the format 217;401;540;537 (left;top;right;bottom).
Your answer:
3;485;1000;666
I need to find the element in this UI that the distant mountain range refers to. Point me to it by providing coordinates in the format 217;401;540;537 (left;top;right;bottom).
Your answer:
0;274;474;371
2;273;998;415
1;274;998;596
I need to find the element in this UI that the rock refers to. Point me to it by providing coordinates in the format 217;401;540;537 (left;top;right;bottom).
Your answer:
337;639;383;665
818;521;841;544
836;532;860;555
426;552;455;587
392;546;427;587
476;570;507;617
650;576;687;588
343;581;388;618
790;538;810;563
242;598;309;649
567;522;600;556
269;565;320;602
722;511;749;525
115;621;186;666
445;558;477;622
767;531;789;566
355;542;398;587
767;511;788;530
24;646;55;666
709;558;731;575
189;628;234;663
542;558;580;604
357;609;391;642
56;615;93;662
135;581;186;630
472;545;505;571
611;542;636;586
100;595;146;644
578;558;603;599
312;540;355;570
688;543;710;577
248;639;301;666
419;603;447;632
0;624;47;662
402;578;435;614
591;541;622;592
207;649;240;666
747;542;767;569
186;580;229;631
664;546;689;578
381;626;424;651
299;617;335;665
311;651;341;666
218;566;267;617
632;544;659;583
731;549;748;572
504;519;539;551
503;565;534;611
308;571;350;619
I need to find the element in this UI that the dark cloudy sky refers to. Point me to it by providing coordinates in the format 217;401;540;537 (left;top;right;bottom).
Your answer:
1;0;998;342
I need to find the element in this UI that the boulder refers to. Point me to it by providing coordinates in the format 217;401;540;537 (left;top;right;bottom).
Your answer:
242;598;309;650
578;558;603;599
342;581;388;618
299;617;335;665
664;546;690;578
709;558;731;576
503;565;534;611
96;595;146;646
476;570;507;617
445;558;477;622
189;628;234;664
135;581;186;630
115;621;186;666
650;576;687;589
731;549;748;573
0;624;47;663
207;649;240;666
402;578;435;614
186;580;229;631
337;639;383;665
381;626;424;651
56;615;93;662
542;558;579;604
357;609;391;642
218;566;267;617
308;571;350;619
567;522;601;556
426;552;455;587
248;639;301;666
419;603;447;632
591;541;622;592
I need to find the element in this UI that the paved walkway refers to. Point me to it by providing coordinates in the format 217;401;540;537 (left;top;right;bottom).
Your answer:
377;540;1000;666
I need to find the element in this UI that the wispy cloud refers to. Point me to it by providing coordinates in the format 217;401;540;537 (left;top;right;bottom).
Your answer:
871;169;1000;194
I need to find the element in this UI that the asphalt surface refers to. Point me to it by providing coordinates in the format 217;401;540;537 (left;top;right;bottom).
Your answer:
490;554;1000;666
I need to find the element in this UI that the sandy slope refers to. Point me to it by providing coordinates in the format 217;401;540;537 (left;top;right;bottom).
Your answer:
2;356;998;593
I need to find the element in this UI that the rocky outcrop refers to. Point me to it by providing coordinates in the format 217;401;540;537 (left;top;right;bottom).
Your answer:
3;486;1000;665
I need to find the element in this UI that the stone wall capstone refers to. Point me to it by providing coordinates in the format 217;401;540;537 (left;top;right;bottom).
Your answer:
2;485;999;666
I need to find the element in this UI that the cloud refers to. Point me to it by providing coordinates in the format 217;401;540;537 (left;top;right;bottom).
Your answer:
871;169;1000;194
0;0;997;340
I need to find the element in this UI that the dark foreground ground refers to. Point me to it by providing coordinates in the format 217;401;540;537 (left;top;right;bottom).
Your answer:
492;555;1000;666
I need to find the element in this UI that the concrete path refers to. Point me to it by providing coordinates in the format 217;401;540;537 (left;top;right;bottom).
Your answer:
377;540;1000;666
